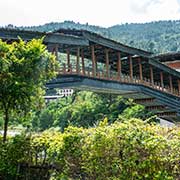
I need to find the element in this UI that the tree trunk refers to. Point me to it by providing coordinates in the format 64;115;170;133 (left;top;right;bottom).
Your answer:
3;109;9;142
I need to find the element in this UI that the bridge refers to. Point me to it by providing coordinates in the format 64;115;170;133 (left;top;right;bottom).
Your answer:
0;28;180;121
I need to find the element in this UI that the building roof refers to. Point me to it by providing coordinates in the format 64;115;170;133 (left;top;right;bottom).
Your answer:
153;52;180;62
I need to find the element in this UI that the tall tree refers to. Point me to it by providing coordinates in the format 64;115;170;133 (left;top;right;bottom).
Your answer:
0;38;58;142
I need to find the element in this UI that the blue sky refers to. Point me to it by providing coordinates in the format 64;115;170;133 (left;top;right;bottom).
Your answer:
1;0;180;27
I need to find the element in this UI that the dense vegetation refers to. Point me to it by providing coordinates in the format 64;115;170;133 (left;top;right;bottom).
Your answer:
8;20;180;53
0;38;58;141
6;91;153;132
1;119;180;180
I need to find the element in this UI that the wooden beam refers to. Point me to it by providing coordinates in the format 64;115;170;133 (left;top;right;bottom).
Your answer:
178;79;180;96
117;52;121;79
95;55;98;76
169;75;173;93
129;55;133;79
76;47;80;73
160;72;164;88
66;49;70;71
105;49;109;78
150;65;154;85
138;58;143;81
91;45;96;77
81;49;85;75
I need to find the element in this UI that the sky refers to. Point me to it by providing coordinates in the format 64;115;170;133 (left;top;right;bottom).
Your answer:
1;0;180;27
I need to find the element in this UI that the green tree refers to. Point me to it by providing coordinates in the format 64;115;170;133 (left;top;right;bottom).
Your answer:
0;38;58;142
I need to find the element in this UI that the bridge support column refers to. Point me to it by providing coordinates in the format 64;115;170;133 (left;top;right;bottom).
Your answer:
169;75;173;93
76;48;80;74
105;49;110;78
66;49;70;72
138;58;143;82
129;55;133;80
160;72;164;89
117;52;121;80
81;49;85;75
91;45;96;77
150;65;154;86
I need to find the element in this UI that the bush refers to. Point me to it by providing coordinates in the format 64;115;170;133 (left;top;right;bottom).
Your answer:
0;119;180;179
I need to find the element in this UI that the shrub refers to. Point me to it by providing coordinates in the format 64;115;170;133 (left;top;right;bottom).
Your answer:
0;119;180;179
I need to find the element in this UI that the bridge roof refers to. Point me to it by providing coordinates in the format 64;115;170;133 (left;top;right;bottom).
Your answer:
153;52;180;62
54;29;153;58
0;28;89;46
0;28;152;59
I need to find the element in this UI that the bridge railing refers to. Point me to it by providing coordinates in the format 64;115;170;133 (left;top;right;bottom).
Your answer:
58;63;180;97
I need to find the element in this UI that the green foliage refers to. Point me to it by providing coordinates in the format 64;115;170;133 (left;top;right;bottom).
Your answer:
0;38;58;141
0;38;57;112
121;103;153;120
1;119;180;179
0;135;31;179
32;91;151;131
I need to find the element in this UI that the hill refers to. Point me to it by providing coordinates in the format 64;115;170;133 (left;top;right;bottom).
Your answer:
12;20;180;53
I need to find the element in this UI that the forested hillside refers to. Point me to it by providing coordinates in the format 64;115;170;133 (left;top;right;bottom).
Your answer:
14;20;180;53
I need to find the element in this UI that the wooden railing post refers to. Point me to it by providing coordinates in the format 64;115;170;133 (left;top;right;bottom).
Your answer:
169;75;173;93
81;49;85;75
150;65;154;86
178;79;180;96
76;47;80;74
160;72;164;89
91;45;96;77
117;52;121;80
138;57;143;82
129;55;133;80
66;49;70;72
105;49;109;78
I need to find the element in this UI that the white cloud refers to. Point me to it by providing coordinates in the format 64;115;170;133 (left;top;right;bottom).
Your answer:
0;0;180;27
